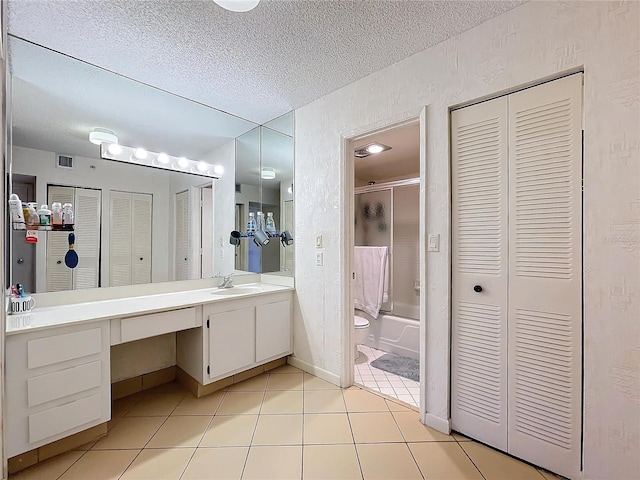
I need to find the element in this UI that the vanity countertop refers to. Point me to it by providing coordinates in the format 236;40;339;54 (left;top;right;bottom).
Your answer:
6;282;293;335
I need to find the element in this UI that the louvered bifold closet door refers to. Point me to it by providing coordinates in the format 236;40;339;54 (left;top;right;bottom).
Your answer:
73;188;102;289
175;191;189;281
507;74;582;479
131;193;152;284
451;96;509;451
110;192;133;287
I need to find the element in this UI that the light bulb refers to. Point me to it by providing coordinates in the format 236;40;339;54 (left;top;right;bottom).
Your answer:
366;144;384;154
157;153;170;164
197;161;208;172
107;143;122;155
213;165;225;176
134;148;148;160
287;184;293;195
178;157;190;168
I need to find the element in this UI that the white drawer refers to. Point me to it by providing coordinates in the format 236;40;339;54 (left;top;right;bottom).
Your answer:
27;328;102;369
28;394;102;444
120;307;198;343
27;361;102;408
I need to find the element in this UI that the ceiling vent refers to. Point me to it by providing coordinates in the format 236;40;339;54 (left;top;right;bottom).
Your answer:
56;154;74;169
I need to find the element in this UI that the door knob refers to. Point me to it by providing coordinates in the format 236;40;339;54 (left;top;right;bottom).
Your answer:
473;285;483;293
17;258;24;264
57;260;62;265
139;257;143;261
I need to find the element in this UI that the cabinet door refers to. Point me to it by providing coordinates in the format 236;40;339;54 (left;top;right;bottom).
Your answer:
256;300;291;363
208;307;255;379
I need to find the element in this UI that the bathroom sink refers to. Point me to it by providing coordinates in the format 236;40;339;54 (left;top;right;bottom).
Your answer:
212;286;261;296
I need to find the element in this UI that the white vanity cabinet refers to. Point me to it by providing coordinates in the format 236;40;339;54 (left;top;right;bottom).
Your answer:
5;321;111;458
177;291;293;384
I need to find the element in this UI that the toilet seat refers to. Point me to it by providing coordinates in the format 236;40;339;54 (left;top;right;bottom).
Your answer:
355;315;369;328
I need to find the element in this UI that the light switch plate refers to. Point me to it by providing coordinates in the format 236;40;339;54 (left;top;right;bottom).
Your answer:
316;251;324;266
427;234;440;252
316;234;323;248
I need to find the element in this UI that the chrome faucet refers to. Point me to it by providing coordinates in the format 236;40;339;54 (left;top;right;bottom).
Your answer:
217;273;235;289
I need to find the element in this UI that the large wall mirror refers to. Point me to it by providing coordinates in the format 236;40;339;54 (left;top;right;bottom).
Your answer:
7;36;294;294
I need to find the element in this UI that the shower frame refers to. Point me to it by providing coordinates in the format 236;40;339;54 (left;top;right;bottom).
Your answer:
354;177;419;317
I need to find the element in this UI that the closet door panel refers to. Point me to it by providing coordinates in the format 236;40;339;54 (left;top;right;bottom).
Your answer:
109;192;132;287
73;188;101;289
131;193;152;284
451;96;509;450
46;186;75;292
507;73;582;479
175;191;189;281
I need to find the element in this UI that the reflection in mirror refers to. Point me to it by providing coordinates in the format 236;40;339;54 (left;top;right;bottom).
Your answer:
7;36;260;293
233;113;294;275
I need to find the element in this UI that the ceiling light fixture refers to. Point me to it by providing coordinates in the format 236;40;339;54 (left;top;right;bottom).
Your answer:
354;142;391;158
89;128;118;145
101;144;223;179
213;0;260;12
261;167;276;180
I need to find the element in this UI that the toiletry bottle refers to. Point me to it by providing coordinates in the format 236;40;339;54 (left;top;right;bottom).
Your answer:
62;203;74;231
246;212;256;235
256;211;265;231
26;203;39;230
265;212;276;234
38;204;52;231
51;202;63;231
9;194;26;230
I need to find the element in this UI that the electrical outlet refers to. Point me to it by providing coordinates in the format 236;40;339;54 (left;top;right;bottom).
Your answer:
316;251;324;266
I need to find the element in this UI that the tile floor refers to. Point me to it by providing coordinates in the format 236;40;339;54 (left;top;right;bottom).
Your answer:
11;364;562;480
355;345;420;407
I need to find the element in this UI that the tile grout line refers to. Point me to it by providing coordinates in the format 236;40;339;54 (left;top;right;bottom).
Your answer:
177;387;230;480
343;387;365;480
456;439;488;480
238;371;270;479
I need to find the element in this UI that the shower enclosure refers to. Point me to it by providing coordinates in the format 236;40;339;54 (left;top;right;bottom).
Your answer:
355;179;419;320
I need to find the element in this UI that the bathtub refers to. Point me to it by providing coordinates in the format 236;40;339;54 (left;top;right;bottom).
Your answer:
364;311;420;360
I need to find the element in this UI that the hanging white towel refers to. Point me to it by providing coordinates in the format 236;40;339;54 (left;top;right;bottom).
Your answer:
354;246;388;318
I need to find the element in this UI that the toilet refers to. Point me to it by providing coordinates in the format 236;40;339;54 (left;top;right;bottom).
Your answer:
354;314;370;359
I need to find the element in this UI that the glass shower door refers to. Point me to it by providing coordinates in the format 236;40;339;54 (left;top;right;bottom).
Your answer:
354;189;392;312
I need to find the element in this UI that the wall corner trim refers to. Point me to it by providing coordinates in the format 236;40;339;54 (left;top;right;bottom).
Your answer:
287;356;341;387
425;413;451;435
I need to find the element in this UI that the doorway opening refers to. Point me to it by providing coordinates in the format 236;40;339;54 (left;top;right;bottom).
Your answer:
349;121;422;407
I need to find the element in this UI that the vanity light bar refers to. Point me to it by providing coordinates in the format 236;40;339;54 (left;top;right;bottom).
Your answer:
100;143;223;179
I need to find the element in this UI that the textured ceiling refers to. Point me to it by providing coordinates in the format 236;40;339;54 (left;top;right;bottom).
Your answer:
7;0;524;124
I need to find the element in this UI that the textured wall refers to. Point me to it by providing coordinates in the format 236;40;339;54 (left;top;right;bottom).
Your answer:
294;2;639;479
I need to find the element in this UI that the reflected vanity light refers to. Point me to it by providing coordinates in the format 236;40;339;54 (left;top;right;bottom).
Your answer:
100;143;223;178
261;167;276;179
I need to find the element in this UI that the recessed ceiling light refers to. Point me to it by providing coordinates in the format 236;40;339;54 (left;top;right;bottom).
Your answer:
354;142;391;158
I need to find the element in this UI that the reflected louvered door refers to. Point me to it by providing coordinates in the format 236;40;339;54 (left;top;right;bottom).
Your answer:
131;193;152;284
46;186;75;292
451;95;508;451
73;188;102;289
110;192;133;286
507;74;582;479
175;191;189;281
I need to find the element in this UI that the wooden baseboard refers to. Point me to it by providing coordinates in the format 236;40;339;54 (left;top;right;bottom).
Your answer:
8;423;107;474
111;366;177;400
176;357;288;398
